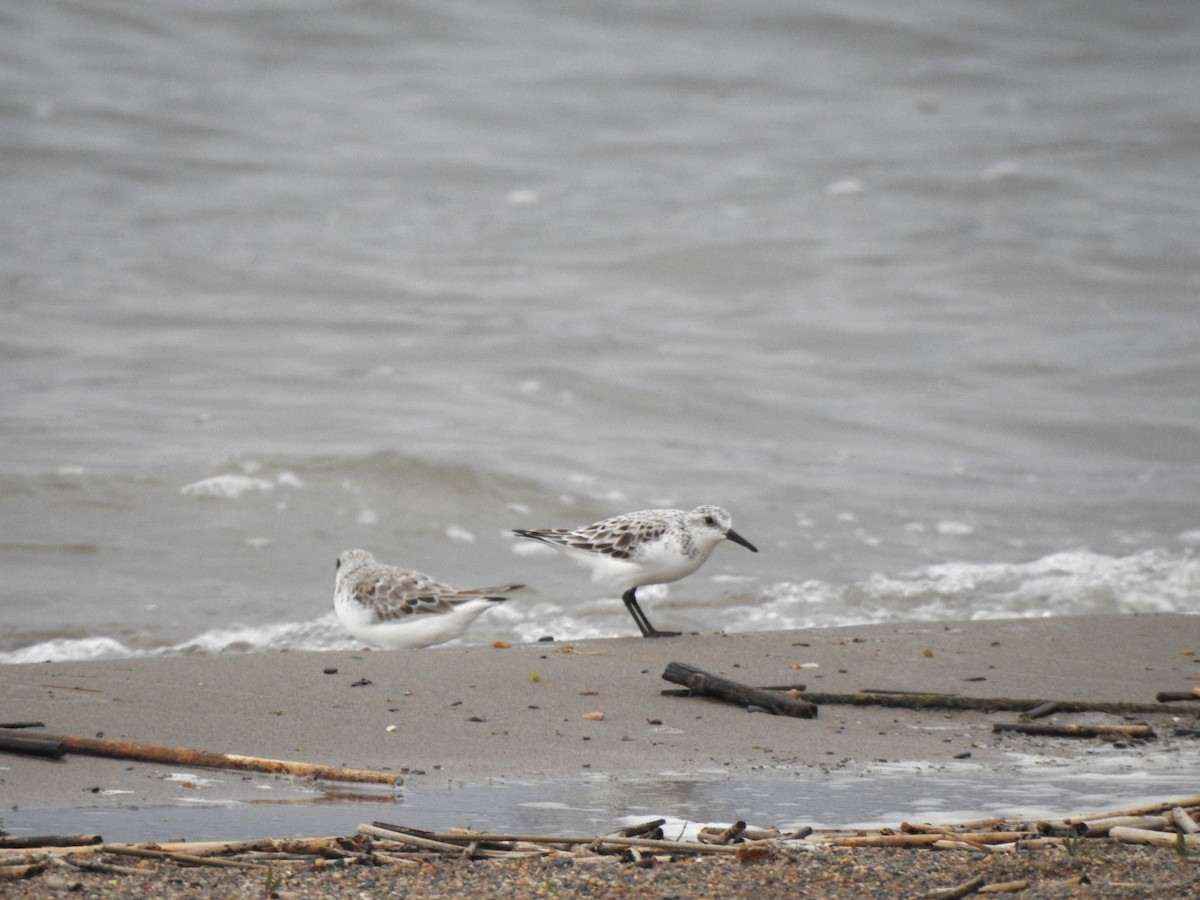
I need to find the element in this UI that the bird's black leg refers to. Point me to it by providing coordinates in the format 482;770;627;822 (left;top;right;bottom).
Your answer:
622;587;680;638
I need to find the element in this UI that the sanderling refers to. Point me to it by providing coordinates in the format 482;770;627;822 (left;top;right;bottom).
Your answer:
512;505;758;638
334;549;522;649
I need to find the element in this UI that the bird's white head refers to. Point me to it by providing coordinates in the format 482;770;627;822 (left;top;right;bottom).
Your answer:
335;548;376;586
687;506;758;554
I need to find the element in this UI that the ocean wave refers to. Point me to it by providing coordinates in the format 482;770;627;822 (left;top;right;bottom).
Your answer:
3;549;1195;664
726;548;1200;633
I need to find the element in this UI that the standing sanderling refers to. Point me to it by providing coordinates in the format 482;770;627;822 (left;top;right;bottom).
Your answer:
512;505;758;638
334;549;523;649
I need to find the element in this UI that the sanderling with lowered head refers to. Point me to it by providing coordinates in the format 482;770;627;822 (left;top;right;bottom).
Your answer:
512;505;757;638
334;549;523;649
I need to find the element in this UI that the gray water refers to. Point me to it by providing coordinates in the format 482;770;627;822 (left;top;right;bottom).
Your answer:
3;0;1200;660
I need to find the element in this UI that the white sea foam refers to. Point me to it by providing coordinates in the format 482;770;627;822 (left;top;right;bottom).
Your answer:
2;549;1194;664
180;474;275;499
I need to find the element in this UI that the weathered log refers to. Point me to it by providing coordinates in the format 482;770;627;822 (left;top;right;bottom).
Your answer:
991;722;1155;740
1169;806;1200;835
1078;815;1169;837
0;733;65;759
661;663;817;718
0;834;101;850
1108;826;1200;849
0;729;400;786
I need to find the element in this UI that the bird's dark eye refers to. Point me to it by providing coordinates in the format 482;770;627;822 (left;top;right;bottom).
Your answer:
336;558;342;571
704;516;715;526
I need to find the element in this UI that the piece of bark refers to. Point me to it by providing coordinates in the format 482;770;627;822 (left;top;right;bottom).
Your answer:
0;729;400;786
661;663;817;718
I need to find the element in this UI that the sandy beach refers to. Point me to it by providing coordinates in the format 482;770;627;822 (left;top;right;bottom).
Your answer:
3;613;1198;814
3;614;1199;895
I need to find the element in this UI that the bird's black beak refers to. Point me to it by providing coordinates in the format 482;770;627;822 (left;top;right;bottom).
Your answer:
725;528;758;553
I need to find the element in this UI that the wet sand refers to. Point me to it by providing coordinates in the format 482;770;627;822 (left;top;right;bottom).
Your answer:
4;614;1200;896
2;614;1197;821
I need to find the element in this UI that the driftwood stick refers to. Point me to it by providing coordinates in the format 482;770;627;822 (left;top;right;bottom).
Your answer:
698;821;746;844
1170;807;1200;835
403;827;743;855
991;722;1155;740
1023;701;1059;720
978;879;1030;894
812;831;1029;848
614;819;666;839
1037;796;1200;827
662;663;818;718
0;834;101;850
930;838;1000;853
55;854;148;877
1108;826;1200;849
0;729;400;786
0;733;66;760
926;873;987;900
1155;689;1200;702
788;691;1175;717
0;861;48;880
361;824;488;856
104;846;268;869
1077;815;1169;837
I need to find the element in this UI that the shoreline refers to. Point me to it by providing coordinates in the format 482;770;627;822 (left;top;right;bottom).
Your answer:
2;614;1198;833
